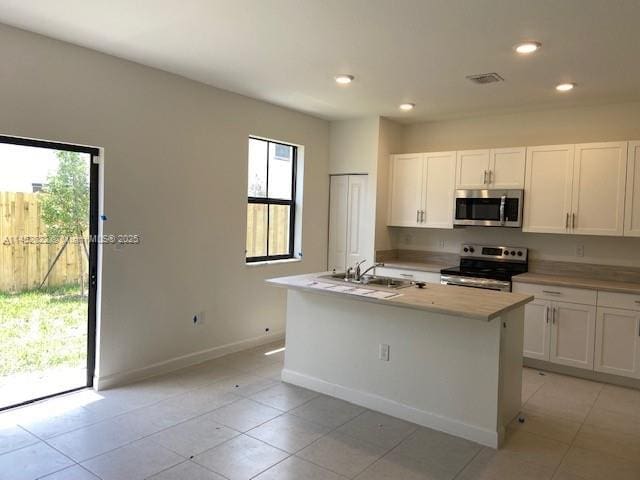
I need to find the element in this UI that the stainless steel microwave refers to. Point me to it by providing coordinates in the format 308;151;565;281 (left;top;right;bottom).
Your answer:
453;189;523;227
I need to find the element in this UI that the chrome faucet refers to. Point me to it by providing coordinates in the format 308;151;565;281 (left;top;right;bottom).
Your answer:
354;261;384;281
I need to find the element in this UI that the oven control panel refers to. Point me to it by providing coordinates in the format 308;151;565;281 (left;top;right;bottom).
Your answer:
460;244;528;262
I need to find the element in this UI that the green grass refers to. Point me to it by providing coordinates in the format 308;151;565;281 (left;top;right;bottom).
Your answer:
0;284;87;376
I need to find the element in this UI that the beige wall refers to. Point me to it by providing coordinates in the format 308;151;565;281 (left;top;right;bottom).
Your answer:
391;102;640;267
0;24;330;385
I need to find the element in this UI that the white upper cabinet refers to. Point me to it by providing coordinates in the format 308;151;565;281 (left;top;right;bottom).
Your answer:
388;152;455;228
423;151;456;228
571;142;627;236
490;147;526;189
455;148;525;189
523;144;575;234
455;150;491;189
388;154;423;227
624;141;640;236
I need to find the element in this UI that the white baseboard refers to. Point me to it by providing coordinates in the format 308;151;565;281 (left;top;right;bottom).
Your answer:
282;368;498;448
94;330;285;390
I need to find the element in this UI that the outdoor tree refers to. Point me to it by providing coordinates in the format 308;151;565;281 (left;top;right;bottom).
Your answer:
40;151;89;294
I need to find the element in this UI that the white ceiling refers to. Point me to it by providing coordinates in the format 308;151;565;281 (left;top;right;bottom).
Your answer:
1;0;639;123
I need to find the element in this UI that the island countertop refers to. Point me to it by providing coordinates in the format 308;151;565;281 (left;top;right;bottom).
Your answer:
267;272;533;321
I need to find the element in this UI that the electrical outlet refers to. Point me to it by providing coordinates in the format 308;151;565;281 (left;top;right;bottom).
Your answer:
379;344;390;362
439;239;446;249
575;245;584;257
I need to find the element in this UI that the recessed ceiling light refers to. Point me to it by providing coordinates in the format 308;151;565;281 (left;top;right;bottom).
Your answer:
399;103;415;111
334;74;354;85
514;41;541;54
556;83;576;92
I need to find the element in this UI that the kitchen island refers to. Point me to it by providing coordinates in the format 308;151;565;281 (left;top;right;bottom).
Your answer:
267;273;533;448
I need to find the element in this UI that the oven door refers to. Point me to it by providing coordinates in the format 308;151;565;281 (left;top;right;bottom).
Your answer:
453;189;523;227
440;274;511;292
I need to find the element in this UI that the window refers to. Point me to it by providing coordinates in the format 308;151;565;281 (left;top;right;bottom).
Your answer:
246;137;297;262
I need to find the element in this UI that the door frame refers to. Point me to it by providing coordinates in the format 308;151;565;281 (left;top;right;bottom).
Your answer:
0;134;101;410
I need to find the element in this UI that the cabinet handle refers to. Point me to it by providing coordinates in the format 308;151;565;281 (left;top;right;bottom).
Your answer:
634;300;640;304
400;273;414;278
572;213;576;229
483;170;488;184
565;213;569;229
489;170;493;184
542;290;562;295
545;306;549;324
416;210;420;223
552;307;556;324
420;210;425;223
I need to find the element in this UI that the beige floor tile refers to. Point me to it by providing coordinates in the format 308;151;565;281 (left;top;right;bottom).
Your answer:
39;465;101;480
573;422;640;463
193;434;288;480
81;438;183;480
508;410;581;443
583;407;640;437
148;414;239;457
247;413;330;453
551;471;589;480
522;382;542;403
500;428;570;469
0;442;74;480
47;417;143;462
206;398;282;432
250;383;319;411
254;455;348;480
354;451;454;480
297;431;386;478
392;427;481;475
523;388;595;423
147;461;226;480
456;447;555;480
557;446;640;480
0;423;38;455
336;410;417;449
217;373;278;397
593;384;640;419
253;363;284;380
289;395;365;428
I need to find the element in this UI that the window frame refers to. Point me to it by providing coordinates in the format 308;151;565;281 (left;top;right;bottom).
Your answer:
246;137;297;263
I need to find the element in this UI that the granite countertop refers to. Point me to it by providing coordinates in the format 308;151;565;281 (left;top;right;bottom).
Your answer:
513;272;640;295
379;260;454;273
267;272;533;321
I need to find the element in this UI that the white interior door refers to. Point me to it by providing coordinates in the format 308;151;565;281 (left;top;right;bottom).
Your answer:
490;147;526;189
624;141;640;237
550;301;596;369
388;154;423;226
594;307;640;379
423;151;456;228
523;145;574;233
572;142;627;236
523;299;551;360
346;175;368;267
328;175;348;271
455;149;490;189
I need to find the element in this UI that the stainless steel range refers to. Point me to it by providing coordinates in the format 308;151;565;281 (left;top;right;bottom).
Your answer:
440;244;528;292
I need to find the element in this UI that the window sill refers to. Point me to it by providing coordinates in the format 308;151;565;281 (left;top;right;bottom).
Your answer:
245;257;302;267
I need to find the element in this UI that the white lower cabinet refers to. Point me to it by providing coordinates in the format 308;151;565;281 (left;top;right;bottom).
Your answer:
594;307;640;379
549;301;596;369
522;299;551;361
374;266;440;284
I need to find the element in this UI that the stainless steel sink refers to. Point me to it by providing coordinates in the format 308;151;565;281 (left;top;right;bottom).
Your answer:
322;273;412;289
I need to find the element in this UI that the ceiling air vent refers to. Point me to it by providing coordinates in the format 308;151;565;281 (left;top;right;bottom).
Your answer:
466;73;504;84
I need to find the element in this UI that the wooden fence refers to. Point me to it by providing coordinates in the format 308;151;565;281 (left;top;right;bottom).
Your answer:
246;204;290;258
0;192;87;293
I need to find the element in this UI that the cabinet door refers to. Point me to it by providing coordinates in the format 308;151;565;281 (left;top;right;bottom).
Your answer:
594;307;640;379
624;141;640;237
455;150;490;189
489;147;526;189
523;299;552;361
572;142;627;236
549;301;596;369
388;154;423;226
345;175;368;267
328;175;349;271
522;145;574;234
423;151;456;228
